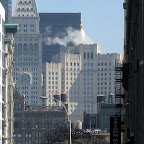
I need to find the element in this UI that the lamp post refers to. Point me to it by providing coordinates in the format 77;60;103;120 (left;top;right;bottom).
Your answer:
41;96;71;144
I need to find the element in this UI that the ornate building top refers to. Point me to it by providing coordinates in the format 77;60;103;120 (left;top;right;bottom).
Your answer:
13;0;38;17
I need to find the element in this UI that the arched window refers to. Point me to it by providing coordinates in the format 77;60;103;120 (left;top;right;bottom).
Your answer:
45;122;50;128
29;43;33;55
18;44;22;56
24;122;32;128
34;43;38;56
45;131;49;137
57;122;64;128
14;44;17;56
14;122;22;128
23;43;28;55
35;122;42;128
36;131;41;137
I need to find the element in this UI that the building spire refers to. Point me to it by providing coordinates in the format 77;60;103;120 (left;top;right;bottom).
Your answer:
13;0;38;17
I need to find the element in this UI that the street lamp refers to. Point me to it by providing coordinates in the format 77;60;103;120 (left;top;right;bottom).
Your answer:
41;96;71;144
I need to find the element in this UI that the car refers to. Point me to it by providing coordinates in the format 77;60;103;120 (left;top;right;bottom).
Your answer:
101;129;108;133
84;129;91;133
92;129;102;133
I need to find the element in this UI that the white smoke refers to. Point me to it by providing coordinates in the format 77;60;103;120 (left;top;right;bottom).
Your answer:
44;26;94;46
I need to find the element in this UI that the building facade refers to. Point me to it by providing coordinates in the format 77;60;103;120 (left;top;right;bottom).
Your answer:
0;0;12;23
13;85;68;144
42;44;123;123
123;0;144;143
4;23;18;144
0;3;5;143
0;3;18;143
12;0;42;105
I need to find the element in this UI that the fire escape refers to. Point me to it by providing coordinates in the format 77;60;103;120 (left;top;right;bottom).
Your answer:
115;62;125;115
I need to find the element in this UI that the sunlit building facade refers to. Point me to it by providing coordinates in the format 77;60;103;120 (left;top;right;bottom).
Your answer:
42;44;123;123
12;0;42;105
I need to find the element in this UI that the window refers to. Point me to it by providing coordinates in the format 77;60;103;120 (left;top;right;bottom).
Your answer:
17;132;22;137
57;122;64;128
24;122;32;128
18;44;22;56
87;52;90;58
14;122;21;128
36;131;41;137
35;122;41;128
25;131;31;137
91;52;93;59
45;122;50;128
25;140;32;144
34;44;38;56
23;43;28;55
29;43;34;55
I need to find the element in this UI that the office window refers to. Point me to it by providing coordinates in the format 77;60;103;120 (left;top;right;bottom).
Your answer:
25;131;31;137
25;140;32;144
35;122;41;128
36;131;41;137
17;132;22;137
87;52;90;58
84;52;86;59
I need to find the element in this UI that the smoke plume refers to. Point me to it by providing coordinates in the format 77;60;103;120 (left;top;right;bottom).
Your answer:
43;26;94;46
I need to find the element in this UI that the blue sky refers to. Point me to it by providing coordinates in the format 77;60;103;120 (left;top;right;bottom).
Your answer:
12;0;124;54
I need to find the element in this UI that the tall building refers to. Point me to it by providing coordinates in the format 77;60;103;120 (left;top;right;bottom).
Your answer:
4;24;18;144
123;0;144;143
0;0;12;23
0;3;18;143
0;3;5;143
39;13;81;62
42;44;123;123
12;0;42;105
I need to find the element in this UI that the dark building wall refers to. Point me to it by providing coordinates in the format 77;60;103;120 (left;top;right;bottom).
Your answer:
0;0;12;23
13;87;68;144
39;13;81;63
97;103;116;131
40;13;81;36
123;0;144;143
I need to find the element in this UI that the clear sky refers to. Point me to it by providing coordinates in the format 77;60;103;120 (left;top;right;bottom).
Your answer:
12;0;124;54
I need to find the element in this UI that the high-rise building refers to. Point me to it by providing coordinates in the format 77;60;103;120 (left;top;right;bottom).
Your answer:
123;0;144;143
0;0;12;23
0;3;18;143
4;23;18;144
0;3;5;143
42;44;123;123
12;0;42;105
39;13;81;62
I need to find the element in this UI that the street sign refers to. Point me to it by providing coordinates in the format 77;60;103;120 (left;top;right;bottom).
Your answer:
110;116;121;144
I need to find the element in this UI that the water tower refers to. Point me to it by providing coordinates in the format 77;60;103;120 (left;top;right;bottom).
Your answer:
108;93;115;104
54;93;61;106
97;94;105;103
61;92;68;110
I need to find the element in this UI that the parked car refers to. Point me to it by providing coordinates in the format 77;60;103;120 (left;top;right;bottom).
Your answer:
101;129;108;133
84;129;91;133
92;129;102;133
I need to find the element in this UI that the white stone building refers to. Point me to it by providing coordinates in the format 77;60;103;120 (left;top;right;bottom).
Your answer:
0;3;5;143
12;0;42;105
11;0;123;124
42;63;62;106
42;44;123;123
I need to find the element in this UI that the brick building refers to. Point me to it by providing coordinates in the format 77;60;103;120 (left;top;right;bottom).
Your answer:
13;86;68;144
